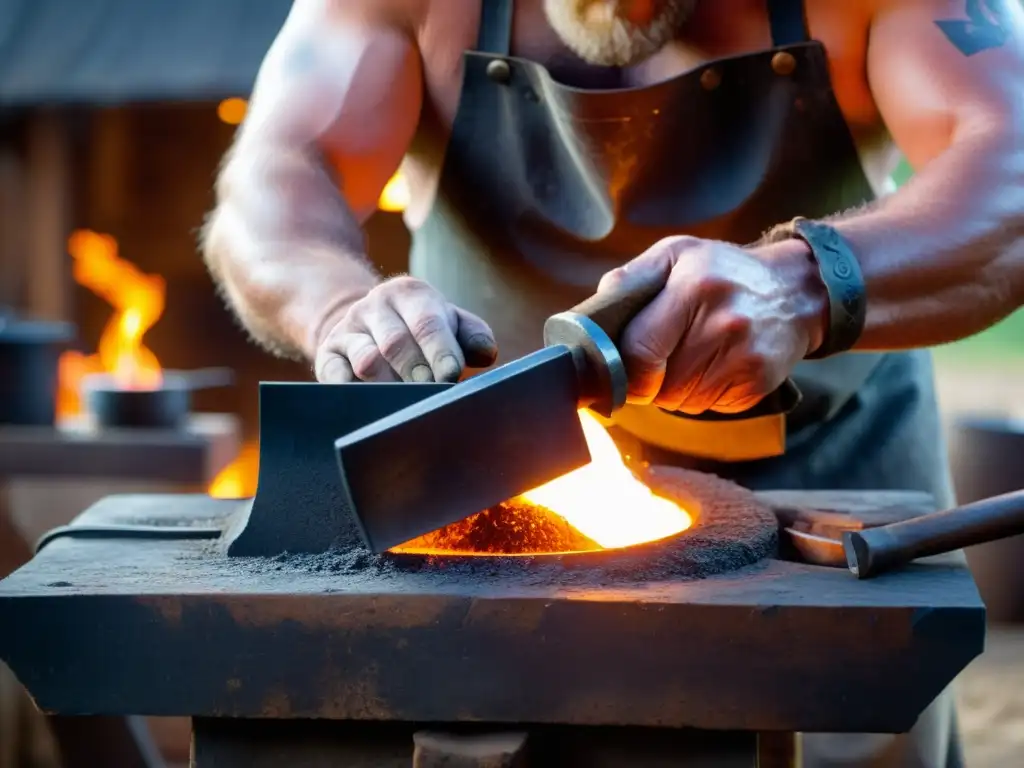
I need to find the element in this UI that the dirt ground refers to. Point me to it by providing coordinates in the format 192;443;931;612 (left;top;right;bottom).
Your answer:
955;625;1024;767
934;360;1024;767
933;360;1024;422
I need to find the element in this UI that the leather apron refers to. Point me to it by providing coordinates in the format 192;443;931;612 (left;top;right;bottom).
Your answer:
408;2;962;763
409;0;953;500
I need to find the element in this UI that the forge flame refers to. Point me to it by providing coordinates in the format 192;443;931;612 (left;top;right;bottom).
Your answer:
395;410;693;556
207;411;695;550
209;441;260;499
521;411;691;548
58;230;165;417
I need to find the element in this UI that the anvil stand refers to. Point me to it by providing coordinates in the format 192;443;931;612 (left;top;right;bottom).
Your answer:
0;382;986;768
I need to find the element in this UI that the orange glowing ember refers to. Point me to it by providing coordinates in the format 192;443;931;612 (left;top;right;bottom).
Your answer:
520;411;691;548
57;230;166;417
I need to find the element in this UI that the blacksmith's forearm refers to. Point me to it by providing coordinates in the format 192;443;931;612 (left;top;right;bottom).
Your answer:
202;156;381;360
203;207;379;361
831;130;1024;350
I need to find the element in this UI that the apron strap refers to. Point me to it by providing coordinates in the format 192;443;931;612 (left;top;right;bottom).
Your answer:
476;0;514;54
767;0;810;46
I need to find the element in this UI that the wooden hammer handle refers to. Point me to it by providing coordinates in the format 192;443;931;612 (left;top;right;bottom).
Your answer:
844;488;1024;578
566;269;666;345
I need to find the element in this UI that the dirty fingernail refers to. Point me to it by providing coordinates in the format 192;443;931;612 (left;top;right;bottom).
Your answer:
411;365;433;382
438;354;461;382
468;334;497;353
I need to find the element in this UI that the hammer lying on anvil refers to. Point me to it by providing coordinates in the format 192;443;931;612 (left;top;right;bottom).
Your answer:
785;488;1024;578
334;270;800;554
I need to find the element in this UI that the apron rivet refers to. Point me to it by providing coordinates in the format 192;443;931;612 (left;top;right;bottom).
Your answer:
700;68;722;91
486;59;512;84
771;51;797;76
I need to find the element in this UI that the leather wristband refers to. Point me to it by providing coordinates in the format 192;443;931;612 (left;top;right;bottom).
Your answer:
766;217;866;359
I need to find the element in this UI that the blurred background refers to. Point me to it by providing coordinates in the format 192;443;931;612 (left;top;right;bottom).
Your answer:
0;1;1022;767
0;0;415;501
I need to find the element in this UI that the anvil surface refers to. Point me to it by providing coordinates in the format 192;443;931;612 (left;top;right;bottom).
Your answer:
0;491;984;735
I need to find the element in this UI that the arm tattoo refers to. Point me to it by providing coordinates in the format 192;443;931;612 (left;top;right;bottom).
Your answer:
935;0;1013;56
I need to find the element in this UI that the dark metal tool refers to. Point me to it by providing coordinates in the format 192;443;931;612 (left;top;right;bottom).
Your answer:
786;488;1024;578
336;271;800;553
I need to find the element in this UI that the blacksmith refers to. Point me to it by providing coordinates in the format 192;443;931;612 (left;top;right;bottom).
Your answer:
203;0;1024;765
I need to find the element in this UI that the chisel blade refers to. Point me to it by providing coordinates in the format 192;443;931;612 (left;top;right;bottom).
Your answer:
335;345;591;553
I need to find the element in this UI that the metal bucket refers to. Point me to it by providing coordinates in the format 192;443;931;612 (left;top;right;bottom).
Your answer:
948;416;1024;622
0;311;75;426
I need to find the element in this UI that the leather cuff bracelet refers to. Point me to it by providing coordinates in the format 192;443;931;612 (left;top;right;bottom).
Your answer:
766;217;866;360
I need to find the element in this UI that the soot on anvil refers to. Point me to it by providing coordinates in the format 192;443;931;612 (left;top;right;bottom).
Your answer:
262;468;779;585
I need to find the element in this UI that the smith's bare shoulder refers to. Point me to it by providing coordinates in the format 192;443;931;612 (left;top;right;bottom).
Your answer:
201;0;426;360
818;0;1024;348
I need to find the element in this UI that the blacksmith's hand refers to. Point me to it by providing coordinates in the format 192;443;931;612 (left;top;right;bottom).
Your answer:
601;236;827;414
315;277;498;384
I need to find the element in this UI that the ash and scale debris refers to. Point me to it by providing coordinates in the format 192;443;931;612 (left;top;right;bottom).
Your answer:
193;468;778;587
395;499;601;555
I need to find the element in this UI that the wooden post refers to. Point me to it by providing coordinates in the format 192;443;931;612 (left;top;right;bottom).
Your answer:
190;719;756;767
25;109;72;322
0;147;26;310
757;733;801;768
88;107;130;232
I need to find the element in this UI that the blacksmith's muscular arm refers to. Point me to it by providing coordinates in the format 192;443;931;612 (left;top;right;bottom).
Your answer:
602;0;1024;412
201;0;420;359
830;0;1024;349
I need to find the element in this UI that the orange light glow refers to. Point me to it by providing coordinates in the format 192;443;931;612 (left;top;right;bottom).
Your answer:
393;409;693;556
57;230;165;417
520;411;691;548
208;441;260;498
217;97;248;125
378;171;410;213
203;420;693;544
